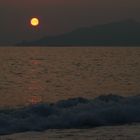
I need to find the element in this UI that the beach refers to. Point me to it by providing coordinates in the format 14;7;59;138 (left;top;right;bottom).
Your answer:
1;123;140;140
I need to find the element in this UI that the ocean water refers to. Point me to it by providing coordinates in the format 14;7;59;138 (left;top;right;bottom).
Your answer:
0;47;139;107
0;47;140;136
1;94;140;135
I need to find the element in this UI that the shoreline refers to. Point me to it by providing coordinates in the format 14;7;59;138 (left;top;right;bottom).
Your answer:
1;123;140;140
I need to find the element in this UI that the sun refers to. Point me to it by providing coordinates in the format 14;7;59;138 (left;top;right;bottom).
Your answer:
30;18;39;27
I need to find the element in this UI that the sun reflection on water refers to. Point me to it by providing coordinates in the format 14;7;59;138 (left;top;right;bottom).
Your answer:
28;95;42;105
27;59;44;105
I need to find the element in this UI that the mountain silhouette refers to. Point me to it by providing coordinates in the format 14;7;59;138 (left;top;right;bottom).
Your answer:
17;19;140;46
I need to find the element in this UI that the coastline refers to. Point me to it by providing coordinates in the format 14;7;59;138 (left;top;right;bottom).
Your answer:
1;123;140;140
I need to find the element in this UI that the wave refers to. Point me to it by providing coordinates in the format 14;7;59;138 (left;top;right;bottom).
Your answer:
0;94;140;135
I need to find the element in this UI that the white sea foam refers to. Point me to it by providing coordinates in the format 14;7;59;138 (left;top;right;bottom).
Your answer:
0;94;140;135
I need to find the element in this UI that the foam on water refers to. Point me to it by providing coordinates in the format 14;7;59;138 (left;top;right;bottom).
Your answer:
0;94;140;135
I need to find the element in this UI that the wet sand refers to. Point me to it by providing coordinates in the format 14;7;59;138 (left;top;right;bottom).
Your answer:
1;123;140;140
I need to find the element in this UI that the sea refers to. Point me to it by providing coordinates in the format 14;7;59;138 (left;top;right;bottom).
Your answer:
0;46;140;139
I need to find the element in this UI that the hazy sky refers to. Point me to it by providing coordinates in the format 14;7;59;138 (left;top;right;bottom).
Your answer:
0;0;140;45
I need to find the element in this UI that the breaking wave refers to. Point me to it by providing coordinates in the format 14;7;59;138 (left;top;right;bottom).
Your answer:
0;94;140;135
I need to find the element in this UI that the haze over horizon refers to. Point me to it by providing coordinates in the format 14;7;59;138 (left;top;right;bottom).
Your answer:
0;0;140;45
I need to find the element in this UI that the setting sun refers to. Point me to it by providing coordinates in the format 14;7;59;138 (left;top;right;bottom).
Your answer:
30;18;39;27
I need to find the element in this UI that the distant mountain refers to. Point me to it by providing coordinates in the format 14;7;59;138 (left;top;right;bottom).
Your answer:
17;19;140;46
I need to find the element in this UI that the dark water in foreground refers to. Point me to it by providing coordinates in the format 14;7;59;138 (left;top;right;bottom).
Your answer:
0;95;140;135
0;47;139;107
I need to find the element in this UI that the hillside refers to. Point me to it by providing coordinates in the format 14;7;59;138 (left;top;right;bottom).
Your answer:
17;19;140;46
